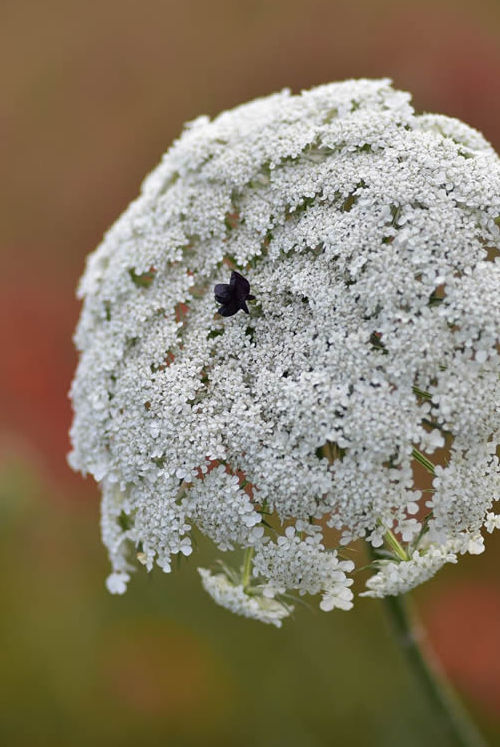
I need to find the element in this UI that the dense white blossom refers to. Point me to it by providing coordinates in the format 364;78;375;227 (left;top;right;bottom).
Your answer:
252;527;355;611
361;544;459;598
69;79;500;620
198;568;292;627
184;465;264;551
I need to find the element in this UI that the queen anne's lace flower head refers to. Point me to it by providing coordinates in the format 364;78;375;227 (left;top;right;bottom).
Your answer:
69;79;500;625
361;543;460;599
198;568;292;627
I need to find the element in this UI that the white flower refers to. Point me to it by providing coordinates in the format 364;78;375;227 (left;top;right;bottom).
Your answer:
106;572;131;595
485;512;500;533
361;546;458;598
183;465;262;551
252;527;354;612
198;568;292;627
69;79;500;621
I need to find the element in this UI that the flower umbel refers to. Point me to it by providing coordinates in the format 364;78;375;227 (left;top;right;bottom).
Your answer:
198;567;292;628
69;79;500;621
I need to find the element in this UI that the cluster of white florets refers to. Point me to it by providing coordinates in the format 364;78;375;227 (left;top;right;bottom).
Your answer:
252;526;355;611
362;543;460;599
69;79;500;626
198;568;292;627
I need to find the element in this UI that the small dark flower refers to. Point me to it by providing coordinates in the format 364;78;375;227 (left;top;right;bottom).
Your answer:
214;271;255;317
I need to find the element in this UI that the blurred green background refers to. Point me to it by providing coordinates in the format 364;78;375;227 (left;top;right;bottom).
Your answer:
1;1;500;745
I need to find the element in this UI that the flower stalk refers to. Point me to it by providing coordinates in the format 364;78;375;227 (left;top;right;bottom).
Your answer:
242;547;254;589
383;528;409;561
412;447;436;475
381;594;486;747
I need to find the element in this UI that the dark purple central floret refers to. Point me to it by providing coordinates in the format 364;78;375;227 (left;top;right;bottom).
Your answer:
214;270;255;317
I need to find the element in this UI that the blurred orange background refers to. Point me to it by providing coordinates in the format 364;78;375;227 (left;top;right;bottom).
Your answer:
1;1;499;745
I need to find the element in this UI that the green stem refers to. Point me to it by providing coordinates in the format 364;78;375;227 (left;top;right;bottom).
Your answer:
382;594;486;747
383;528;409;561
241;547;254;589
412;447;436;475
412;385;432;400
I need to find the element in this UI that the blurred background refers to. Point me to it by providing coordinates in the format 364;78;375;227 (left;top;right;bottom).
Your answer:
1;0;500;744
